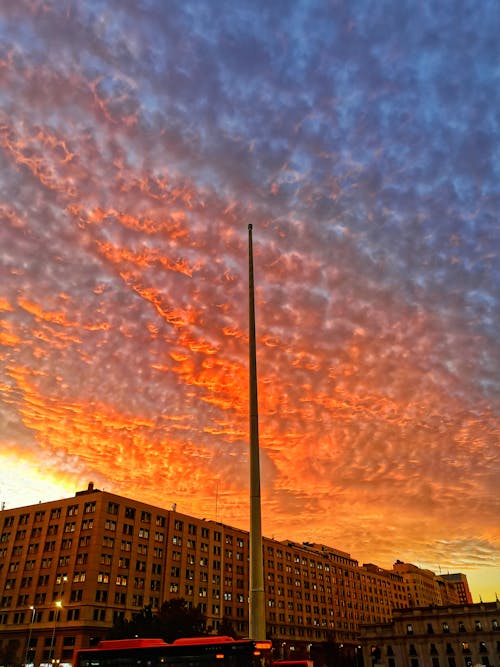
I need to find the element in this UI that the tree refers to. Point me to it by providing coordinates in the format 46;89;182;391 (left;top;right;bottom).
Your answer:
107;599;206;642
217;616;240;639
158;598;206;641
0;639;21;667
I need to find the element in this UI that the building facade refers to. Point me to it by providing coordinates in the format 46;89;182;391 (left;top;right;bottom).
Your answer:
359;602;500;667
0;485;473;667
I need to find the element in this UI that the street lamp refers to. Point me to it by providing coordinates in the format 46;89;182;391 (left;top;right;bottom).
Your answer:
49;575;67;665
24;606;36;667
49;601;63;662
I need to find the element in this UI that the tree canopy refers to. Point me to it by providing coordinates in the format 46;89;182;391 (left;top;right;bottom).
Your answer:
107;599;207;642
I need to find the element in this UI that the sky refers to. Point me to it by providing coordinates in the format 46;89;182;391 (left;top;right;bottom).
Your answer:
0;0;499;602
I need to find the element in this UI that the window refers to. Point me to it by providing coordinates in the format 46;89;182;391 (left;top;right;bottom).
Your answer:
141;511;151;523
97;572;110;583
105;519;116;531
103;536;114;548
95;589;108;602
138;528;149;539
113;610;125;623
122;523;133;536
67;504;79;516
94;608;106;621
14;611;26;624
76;553;89;565
81;519;94;530
84;502;96;513
108;502;119;514
125;507;136;519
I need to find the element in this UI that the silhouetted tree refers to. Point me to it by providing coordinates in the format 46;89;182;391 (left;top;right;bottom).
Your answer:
217;616;240;639
0;639;21;667
107;599;206;642
158;598;206;641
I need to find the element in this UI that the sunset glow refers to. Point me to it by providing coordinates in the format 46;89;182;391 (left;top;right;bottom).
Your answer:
0;1;498;602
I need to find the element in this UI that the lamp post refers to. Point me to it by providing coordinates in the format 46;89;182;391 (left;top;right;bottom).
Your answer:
24;606;36;667
49;576;67;663
48;601;63;662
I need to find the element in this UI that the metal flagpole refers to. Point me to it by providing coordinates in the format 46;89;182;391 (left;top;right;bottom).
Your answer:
248;224;266;640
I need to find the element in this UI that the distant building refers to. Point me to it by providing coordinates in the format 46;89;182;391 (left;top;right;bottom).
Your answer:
359;601;500;667
0;485;475;666
440;573;474;605
393;561;462;608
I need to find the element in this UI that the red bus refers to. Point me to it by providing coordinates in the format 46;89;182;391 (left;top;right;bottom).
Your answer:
74;637;273;667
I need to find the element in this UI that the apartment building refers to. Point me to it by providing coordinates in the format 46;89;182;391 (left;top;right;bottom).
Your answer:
393;562;461;609
0;485;471;667
359;601;500;667
440;574;474;605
